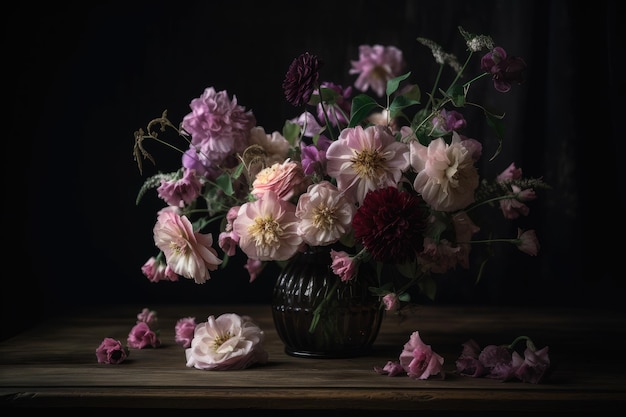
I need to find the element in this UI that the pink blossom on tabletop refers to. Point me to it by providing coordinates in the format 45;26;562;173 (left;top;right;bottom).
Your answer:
127;321;161;349
455;336;551;383
374;331;444;380
136;307;158;327
174;317;196;348
185;313;268;371
95;337;129;364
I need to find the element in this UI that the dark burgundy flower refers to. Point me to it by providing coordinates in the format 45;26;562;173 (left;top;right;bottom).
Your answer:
352;186;428;264
480;46;527;92
283;52;323;107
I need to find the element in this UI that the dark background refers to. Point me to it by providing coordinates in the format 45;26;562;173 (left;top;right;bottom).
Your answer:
5;0;623;341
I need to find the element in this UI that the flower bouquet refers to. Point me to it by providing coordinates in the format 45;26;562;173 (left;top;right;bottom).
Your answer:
133;26;548;352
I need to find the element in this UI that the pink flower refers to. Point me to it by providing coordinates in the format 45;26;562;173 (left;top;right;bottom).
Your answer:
374;360;405;377
136;308;158;327
174;317;196;348
326;125;409;205
181;87;256;178
316;82;352;127
399;331;445;380
232;191;303;261
296;181;356;246
157;168;203;208
153;210;223;284
141;256;179;282
127;322;161;349
185;313;268;371
497;162;523;181
418;238;461;274
452;211;480;268
512;345;551;384
349;44;405;97
432;109;466;133
96;338;129;364
244;258;265;283
330;250;356;282
382;293;400;312
517;228;540;256
251;159;311;202
409;131;479;212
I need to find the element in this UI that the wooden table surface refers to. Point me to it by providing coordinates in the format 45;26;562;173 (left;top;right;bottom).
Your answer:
1;303;625;413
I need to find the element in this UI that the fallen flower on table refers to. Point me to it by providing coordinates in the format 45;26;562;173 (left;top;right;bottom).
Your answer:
127;307;161;349
174;316;197;348
95;337;129;364
185;313;268;371
374;330;444;380
455;336;550;383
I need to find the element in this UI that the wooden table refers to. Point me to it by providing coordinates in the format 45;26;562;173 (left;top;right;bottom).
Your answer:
1;303;625;414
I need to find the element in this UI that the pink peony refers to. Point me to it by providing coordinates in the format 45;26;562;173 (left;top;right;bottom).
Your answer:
185;313;268;371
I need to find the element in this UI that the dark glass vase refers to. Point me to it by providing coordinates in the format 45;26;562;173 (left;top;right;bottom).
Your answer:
271;247;384;358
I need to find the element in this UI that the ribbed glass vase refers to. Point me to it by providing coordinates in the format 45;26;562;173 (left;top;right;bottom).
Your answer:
271;247;384;358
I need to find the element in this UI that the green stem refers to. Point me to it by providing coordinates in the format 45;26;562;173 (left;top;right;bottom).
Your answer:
309;278;340;333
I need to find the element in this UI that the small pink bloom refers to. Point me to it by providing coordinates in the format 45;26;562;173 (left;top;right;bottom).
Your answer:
218;230;240;257
157;168;203;208
244;258;264;283
174;317;197;348
399;331;445;380
497;162;523;181
96;338;129;364
513;345;551;384
330;250;356;282
127;322;161;349
517;229;540;256
382;293;400;312
349;44;405;97
136;308;158;327
432;109;466;133
374;360;405;377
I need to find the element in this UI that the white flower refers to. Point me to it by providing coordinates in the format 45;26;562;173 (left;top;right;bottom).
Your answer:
185;313;268;371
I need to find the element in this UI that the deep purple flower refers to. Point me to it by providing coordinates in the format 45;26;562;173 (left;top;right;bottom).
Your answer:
480;46;527;92
283;52;323;107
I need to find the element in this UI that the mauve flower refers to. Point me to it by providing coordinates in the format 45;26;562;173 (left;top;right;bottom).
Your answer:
157;168;203;208
300;136;332;176
283;52;323;107
432;109;466;134
244;258;264;283
96;338;129;364
349;44;405;97
233;191;303;261
153;210;223;284
399;331;445;380
185;313;268;371
136;308;158;327
330;249;356;282
516;228;540;256
316;82;352;127
141;256;179;282
382;293;400;312
451;211;480;268
513;345;551;384
296;181;356;247
374;360;405;377
418;237;462;274
326;125;410;205
247;126;291;168
480;46;527;93
499;185;531;219
353;186;428;264
251;159;311;202
455;339;487;377
479;344;516;380
291;111;325;138
174;317;196;348
127;322;161;349
497;162;523;181
218;230;239;257
409;131;479;212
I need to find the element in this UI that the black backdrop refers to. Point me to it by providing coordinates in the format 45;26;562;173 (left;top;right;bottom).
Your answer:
5;0;623;340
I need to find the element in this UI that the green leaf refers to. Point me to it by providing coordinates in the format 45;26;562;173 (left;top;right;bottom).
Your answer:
484;110;506;160
389;95;420;120
400;83;421;102
309;87;341;106
282;120;301;145
386;72;411;96
348;94;381;127
215;172;234;196
445;84;467;107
